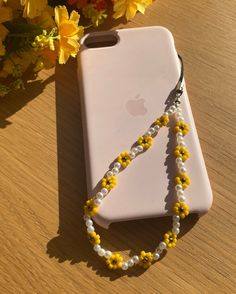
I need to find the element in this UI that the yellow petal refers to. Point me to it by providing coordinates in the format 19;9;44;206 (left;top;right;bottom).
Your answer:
55;5;69;27
70;10;80;24
126;3;137;20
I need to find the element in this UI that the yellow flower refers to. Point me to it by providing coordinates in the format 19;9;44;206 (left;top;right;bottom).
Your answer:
155;115;169;127
84;199;99;217
113;0;152;21
21;0;47;18
173;202;189;219
82;3;107;27
138;135;153;149
175;173;190;190
139;251;153;269
101;175;117;189
88;231;101;245
117;151;132;168
164;231;177;248
0;5;13;56
174;122;190;136
174;146;190;162
106;253;123;270
55;5;84;64
29;5;55;29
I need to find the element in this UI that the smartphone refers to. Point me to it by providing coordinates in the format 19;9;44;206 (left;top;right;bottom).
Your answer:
77;26;213;229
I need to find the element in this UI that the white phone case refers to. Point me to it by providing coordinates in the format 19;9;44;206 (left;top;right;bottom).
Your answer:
78;26;213;229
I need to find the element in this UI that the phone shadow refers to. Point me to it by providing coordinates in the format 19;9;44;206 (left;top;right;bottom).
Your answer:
46;59;199;280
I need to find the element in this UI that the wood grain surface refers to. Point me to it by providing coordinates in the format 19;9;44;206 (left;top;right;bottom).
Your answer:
0;1;236;293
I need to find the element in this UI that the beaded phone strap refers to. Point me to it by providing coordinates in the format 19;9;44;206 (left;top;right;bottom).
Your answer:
83;55;191;271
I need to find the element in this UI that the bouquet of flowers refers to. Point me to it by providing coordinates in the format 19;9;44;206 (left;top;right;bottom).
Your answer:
0;0;152;96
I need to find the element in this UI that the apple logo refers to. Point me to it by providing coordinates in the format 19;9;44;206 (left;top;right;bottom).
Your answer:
125;94;148;116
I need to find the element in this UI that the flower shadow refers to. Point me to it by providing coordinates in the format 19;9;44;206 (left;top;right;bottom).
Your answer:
46;59;199;280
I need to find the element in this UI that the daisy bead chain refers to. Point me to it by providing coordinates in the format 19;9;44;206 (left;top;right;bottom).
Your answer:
83;102;191;271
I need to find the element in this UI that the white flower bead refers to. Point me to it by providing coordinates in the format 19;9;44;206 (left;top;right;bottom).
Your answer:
154;124;160;132
178;195;186;202
179;142;186;147
121;262;129;270
173;222;180;228
129;152;136;159
128;259;134;267
93;244;101;252
177;189;184;197
106;171;113;177
87;226;95;233
132;255;139;264
149;127;156;135
137;145;144;152
167;109;174;115
112;167;119;175
153;252;160;261
131;147;139;154
179;167;187;174
114;162;121;169
177;137;184;143
104;250;112;259
176;132;183;138
172;227;180;235
94;198;102;206
85;219;93;227
145;131;152;136
176;157;183;164
159;241;167;250
178;116;185;122
163;112;169;116
175;184;183;191
98;248;106;257
96;192;104;199
83;214;91;221
173;215;180;222
101;188;108;196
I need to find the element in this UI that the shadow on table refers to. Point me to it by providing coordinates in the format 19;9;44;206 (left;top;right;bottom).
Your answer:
46;59;199;280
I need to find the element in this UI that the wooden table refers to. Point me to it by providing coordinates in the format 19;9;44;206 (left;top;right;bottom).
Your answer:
1;1;236;293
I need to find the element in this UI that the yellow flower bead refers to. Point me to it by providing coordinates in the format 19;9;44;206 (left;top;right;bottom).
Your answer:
163;231;177;248
174;146;190;162
173;202;190;219
175;173;190;189
155;115;169;127
138;135;153;149
101;175;117;189
88;231;101;245
174;122;190;136
117;151;132;168
139;251;153;269
83;199;99;217
106;253;123;270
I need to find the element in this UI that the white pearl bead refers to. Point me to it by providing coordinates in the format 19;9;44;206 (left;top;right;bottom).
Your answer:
176;157;183;164
131;147;138;154
173;222;180;228
167;109;174;115
177;189;184;197
128;259;134;267
129;152;136;159
177;137;184;143
137;145;144;152
121;262;129;270
98;248;105;256
176;107;182;112
101;188;108;196
178;116;185;122
179;167;187;174
85;219;93;227
132;255;139;264
175;184;183;191
87;226;95;233
112;167;119;175
155;248;163;255
154;124;160;132
96;192;104;199
178;195;186;202
94;198;102;206
104;250;112;259
145;131;152;136
177;162;185;168
173;215;180;222
172;227;180;235
149;127;156;135
114;162;121;169
179;142;186;147
176;132;183;138
153;252;160;260
83;214;91;221
159;241;167;250
93;244;101;252
163;112;169;116
170;105;176;112
106;171;113;177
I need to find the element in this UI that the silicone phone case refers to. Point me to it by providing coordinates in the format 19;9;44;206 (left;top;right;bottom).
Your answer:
78;26;213;229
